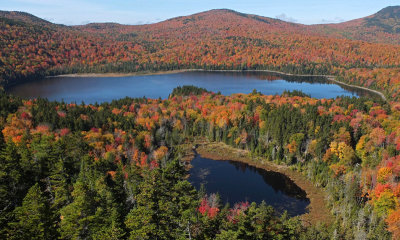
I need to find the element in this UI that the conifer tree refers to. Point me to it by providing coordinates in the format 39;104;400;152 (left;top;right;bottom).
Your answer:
0;140;24;237
8;183;57;240
125;159;198;239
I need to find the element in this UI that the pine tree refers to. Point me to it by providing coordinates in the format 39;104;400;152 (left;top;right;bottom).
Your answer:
8;183;57;240
59;175;97;239
49;157;71;210
0;141;24;237
91;167;127;240
125;159;198;239
0;141;23;207
59;156;98;239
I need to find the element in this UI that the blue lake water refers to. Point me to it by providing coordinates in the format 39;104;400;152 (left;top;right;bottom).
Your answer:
7;71;372;104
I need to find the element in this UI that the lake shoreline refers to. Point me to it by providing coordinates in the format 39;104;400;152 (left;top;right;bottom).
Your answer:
50;69;193;78
184;140;332;226
50;69;387;101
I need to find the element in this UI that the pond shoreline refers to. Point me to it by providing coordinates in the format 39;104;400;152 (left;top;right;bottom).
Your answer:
50;68;387;101
183;140;332;226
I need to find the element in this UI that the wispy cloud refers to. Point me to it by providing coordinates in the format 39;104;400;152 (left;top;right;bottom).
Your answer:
275;13;298;23
320;17;346;24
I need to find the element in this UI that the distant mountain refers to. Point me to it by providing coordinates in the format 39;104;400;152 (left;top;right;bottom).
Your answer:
311;6;400;44
3;7;400;42
0;11;61;29
74;7;400;44
156;9;300;29
366;6;400;33
76;9;307;37
2;7;400;100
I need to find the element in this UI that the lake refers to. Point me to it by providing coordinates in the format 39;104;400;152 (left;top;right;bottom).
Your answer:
6;71;375;104
188;152;310;216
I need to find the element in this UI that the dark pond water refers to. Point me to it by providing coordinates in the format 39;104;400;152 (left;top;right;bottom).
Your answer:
188;152;310;216
7;71;375;104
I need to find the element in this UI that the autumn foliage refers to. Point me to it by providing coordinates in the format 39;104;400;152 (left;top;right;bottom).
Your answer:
3;7;400;238
2;9;400;102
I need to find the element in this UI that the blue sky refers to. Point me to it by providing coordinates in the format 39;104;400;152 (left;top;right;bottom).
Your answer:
1;0;399;25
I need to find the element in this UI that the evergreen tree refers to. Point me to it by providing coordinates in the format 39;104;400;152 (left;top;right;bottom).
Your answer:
8;183;57;240
49;156;72;210
91;167;127;240
58;156;99;239
125;159;198;239
0;140;24;237
59;176;97;239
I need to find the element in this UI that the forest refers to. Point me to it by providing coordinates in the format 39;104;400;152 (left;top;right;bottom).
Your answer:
1;6;400;240
2;8;400;101
0;86;399;239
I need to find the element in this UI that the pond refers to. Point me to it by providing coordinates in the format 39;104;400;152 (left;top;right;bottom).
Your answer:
6;71;375;104
188;152;310;216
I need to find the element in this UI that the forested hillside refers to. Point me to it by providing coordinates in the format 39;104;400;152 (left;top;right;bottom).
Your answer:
312;6;400;44
2;8;400;100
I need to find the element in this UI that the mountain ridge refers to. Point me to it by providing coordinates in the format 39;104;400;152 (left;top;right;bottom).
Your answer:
310;5;400;43
2;7;400;42
2;6;400;101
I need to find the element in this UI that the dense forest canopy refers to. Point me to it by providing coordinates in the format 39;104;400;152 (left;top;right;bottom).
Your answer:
0;86;398;239
1;5;400;239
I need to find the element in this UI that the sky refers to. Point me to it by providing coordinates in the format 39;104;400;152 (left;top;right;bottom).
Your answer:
1;0;399;26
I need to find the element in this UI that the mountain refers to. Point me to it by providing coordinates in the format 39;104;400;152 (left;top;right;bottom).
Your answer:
366;6;400;33
73;7;400;44
311;6;400;44
76;9;307;37
2;7;400;100
0;11;49;24
143;9;304;32
0;10;64;29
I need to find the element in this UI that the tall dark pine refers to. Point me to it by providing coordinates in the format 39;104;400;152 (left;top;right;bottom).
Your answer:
0;141;23;237
7;183;57;240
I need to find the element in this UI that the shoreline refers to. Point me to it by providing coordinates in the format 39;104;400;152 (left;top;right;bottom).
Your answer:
49;69;194;78
184;141;332;226
50;69;387;101
325;76;387;101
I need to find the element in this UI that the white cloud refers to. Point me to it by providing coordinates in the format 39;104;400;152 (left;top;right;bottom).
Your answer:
275;13;298;23
320;17;346;24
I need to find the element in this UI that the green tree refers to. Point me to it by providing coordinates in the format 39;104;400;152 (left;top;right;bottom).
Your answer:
8;183;57;240
58;156;99;239
59;155;127;239
0;140;24;237
125;159;198;239
59;175;97;239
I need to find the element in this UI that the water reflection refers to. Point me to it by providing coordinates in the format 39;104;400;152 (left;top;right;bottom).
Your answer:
6;70;378;104
189;152;310;216
228;160;307;199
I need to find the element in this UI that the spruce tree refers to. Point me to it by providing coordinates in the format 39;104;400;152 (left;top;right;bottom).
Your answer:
0;141;24;237
125;159;198;239
59;175;97;239
8;183;57;240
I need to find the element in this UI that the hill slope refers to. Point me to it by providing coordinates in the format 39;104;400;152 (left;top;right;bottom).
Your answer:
365;6;400;33
312;6;400;44
2;8;400;99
